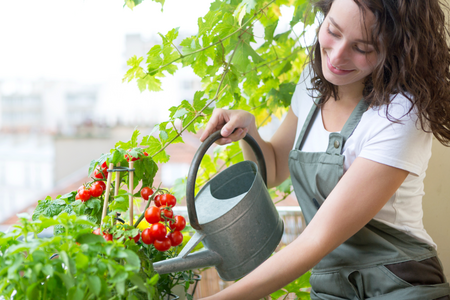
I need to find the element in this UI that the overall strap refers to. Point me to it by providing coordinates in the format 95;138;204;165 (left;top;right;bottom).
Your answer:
326;98;369;155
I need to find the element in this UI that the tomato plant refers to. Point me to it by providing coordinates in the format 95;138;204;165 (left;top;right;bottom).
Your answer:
23;0;317;297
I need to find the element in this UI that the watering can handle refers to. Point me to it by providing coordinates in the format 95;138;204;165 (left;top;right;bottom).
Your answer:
186;130;267;230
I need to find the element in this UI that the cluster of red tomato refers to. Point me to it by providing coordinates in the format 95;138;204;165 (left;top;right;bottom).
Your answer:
140;187;186;252
75;162;108;202
125;149;148;162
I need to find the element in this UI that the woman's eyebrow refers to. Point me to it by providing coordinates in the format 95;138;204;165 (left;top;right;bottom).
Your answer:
328;16;373;45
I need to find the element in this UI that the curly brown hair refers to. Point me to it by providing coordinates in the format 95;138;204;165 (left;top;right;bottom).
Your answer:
307;0;450;146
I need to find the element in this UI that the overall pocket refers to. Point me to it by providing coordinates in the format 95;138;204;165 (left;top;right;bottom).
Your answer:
346;266;413;299
310;271;349;299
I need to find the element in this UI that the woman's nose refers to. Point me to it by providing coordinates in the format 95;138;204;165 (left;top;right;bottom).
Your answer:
330;42;349;66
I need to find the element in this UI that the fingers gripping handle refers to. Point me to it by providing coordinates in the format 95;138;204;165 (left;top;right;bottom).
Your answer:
186;130;267;230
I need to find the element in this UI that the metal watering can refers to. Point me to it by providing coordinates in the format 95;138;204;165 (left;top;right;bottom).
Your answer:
153;131;284;281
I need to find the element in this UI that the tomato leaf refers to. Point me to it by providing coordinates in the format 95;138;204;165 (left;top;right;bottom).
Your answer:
172;107;188;119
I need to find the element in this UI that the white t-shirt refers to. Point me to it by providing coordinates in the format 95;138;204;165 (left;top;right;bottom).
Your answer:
291;72;435;248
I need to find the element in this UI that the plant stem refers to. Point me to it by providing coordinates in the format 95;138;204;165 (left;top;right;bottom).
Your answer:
133;185;162;227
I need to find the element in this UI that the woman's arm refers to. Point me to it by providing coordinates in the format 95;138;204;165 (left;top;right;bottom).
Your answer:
200;157;409;300
199;107;298;188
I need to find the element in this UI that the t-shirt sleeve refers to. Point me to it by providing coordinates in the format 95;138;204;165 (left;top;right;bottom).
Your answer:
358;96;432;176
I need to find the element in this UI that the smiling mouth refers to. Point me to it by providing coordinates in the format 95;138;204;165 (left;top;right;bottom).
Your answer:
326;53;355;75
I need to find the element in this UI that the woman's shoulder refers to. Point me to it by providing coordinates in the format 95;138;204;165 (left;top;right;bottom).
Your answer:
367;93;419;123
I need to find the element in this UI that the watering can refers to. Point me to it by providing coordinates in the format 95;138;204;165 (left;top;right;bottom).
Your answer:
153;131;284;281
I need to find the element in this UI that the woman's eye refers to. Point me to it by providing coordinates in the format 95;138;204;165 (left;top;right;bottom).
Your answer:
354;46;368;54
354;45;373;54
327;27;339;38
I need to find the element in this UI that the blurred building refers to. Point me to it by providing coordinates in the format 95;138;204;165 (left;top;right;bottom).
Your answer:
0;33;204;224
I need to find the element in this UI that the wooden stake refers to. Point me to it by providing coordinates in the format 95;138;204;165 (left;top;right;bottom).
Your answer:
128;161;134;226
101;163;114;227
114;162;121;197
113;162;121;225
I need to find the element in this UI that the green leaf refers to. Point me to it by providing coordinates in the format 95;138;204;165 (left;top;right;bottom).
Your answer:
111;271;128;283
234;2;247;26
129;273;147;292
148;273;159;286
153;149;170;164
17;212;31;219
68;286;84;300
193;91;207;111
137;75;162;92
141;136;162;155
76;233;105;244
59;251;76;275
26;282;40;300
86;199;101;215
159;130;169;141
88;275;101;296
173;107;188;119
130;128;140;148
123;55;144;83
75;252;89;269
56;272;74;290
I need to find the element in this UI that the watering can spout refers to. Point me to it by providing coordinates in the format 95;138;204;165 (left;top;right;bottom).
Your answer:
153;232;223;275
153;249;222;275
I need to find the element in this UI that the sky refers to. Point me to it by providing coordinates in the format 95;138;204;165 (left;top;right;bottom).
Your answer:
0;0;213;83
0;0;315;85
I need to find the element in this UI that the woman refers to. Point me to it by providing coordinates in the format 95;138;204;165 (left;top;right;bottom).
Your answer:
199;0;450;299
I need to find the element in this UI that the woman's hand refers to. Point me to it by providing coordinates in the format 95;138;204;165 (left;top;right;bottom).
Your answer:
199;108;256;145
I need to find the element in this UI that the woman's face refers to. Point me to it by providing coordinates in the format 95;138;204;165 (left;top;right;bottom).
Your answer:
318;0;378;91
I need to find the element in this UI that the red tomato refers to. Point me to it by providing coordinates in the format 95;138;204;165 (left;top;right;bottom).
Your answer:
97;181;106;191
77;185;85;193
75;193;81;200
101;161;107;169
169;215;186;231
125;149;139;162
89;181;104;197
168;231;183;247
130;232;140;243
140;187;154;201
153;237;171;252
93;228;102;235
160;194;176;207
150;223;167;241
154;195;162;207
141;228;154;245
161;208;173;219
145;206;161;224
78;188;91;202
103;232;113;242
144;152;149;156
93;169;105;179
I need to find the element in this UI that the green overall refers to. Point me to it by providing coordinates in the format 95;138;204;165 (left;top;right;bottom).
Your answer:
288;99;450;300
